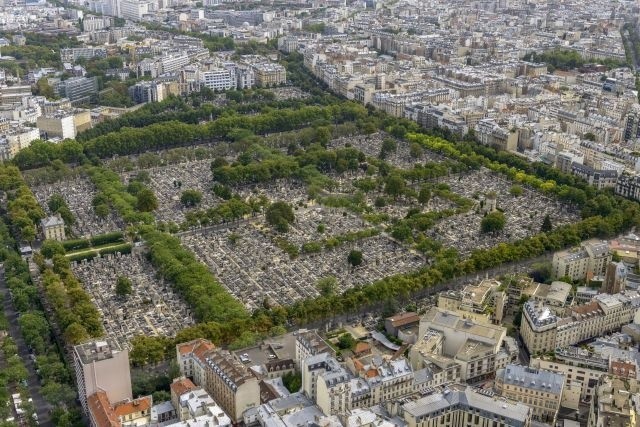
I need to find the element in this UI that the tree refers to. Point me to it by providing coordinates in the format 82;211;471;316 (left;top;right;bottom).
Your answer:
541;214;553;232
529;262;553;283
480;211;506;234
180;189;203;207
35;77;55;99
418;186;431;204
95;203;110;218
40;240;65;259
47;194;66;213
409;142;423;158
379;138;397;159
265;201;295;233
41;382;76;406
64;322;89;345
509;185;523;197
384;174;406;199
391;224;412;242
316;276;337;296
337;333;356;350
136;188;158;212
584;132;596;141
115;276;133;297
347;250;363;267
18;312;50;354
282;372;302;393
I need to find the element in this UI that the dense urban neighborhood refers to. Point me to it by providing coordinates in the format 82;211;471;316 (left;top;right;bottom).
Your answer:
0;0;640;426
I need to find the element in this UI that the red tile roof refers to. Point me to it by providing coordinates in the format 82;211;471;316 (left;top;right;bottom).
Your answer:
386;312;420;328
113;396;152;418
170;377;197;398
88;391;120;427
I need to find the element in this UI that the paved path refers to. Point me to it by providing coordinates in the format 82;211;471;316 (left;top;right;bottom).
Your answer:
0;267;52;426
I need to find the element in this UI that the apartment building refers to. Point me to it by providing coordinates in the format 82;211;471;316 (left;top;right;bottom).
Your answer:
588;375;639;427
252;63;286;87
37;109;92;139
531;347;609;405
616;173;640;202
1;126;39;159
396;386;532;427
119;0;154;21
73;339;132;416
175;339;260;423
128;81;176;104
0;85;31;105
200;69;236;92
294;329;334;367
570;163;618;190
203;349;260;422
176;338;215;391
521;291;640;355
551;240;611;281
87;390;120;427
302;352;416;416
494;364;564;424
475;118;518;152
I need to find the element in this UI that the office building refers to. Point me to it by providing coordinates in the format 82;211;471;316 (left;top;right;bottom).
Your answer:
56;76;98;103
60;47;107;62
411;307;513;382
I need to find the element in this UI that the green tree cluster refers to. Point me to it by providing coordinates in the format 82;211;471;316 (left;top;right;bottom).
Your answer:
87;167;156;224
266;201;295;232
48;194;75;230
143;229;250;324
43;256;103;344
523;49;626;72
14;103;368;170
481;211;506;233
115;276;133;297
180;189;203;207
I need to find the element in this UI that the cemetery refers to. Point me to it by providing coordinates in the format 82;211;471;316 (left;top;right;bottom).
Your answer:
121;160;225;224
181;210;423;310
26;131;579;320
32;177;122;238
430;169;580;255
71;251;194;349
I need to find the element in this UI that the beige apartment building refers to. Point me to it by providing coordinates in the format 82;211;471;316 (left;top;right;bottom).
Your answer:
495;364;565;424
73;339;133;416
520;291;640;355
396;386;532;427
552;240;611;281
176;339;260;423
